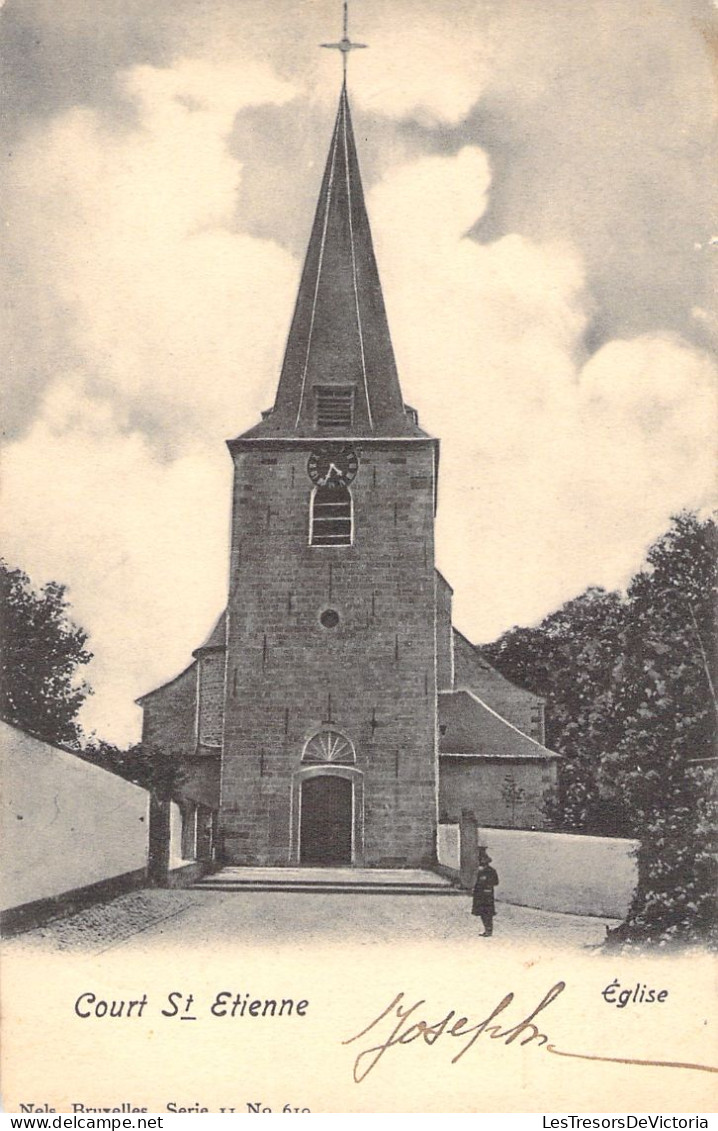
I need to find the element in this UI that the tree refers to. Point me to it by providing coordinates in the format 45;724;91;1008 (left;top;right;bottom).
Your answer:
600;512;717;945
486;511;718;945
83;739;186;801
484;586;629;832
0;560;92;747
500;773;525;827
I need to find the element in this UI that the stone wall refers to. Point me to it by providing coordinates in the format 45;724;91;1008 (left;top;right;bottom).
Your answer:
435;571;454;690
439;755;556;829
141;663;197;760
140;663;221;811
222;439;439;866
197;652;224;748
181;755;221;810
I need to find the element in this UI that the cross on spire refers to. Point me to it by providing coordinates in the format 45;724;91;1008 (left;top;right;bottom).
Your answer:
320;0;367;78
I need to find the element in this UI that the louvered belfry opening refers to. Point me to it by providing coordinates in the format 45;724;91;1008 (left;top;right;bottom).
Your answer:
310;486;353;546
315;385;354;429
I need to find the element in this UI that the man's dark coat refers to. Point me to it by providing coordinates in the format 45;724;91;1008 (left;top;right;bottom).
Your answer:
471;864;499;916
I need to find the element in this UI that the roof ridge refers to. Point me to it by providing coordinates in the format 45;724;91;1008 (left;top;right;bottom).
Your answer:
446;687;559;756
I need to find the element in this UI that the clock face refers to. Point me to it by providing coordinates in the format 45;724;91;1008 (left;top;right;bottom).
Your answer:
307;446;358;488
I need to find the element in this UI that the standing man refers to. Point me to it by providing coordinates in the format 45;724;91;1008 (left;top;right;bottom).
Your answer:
472;847;499;936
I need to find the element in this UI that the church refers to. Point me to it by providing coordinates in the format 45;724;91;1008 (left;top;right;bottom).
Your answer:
138;66;559;869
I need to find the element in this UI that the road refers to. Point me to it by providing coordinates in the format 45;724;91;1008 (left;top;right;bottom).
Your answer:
6;886;617;954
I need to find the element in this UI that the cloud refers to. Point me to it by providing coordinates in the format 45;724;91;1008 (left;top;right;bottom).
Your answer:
1;54;301;740
336;1;493;126
3;55;299;446
368;147;717;640
577;335;717;524
465;0;715;353
2;381;232;743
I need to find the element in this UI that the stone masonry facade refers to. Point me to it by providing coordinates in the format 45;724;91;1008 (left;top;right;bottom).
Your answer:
221;439;439;867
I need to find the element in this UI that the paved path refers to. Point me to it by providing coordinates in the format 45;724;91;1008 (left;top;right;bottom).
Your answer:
5;886;617;954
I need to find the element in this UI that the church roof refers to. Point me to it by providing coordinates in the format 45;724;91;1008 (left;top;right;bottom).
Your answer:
237;81;425;441
438;690;559;761
452;628;544;706
137;610;225;704
193;610;227;654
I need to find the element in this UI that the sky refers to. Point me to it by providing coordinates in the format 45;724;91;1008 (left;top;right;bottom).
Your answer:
1;0;716;745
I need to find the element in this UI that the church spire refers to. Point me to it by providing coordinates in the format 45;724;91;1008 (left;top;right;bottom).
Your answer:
242;12;422;440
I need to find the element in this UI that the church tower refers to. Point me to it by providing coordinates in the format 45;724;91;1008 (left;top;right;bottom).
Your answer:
220;77;440;867
138;10;558;871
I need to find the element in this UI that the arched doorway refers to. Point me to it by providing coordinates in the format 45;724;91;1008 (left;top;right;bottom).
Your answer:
300;775;353;865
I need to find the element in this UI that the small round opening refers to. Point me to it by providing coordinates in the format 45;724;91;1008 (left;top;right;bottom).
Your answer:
320;608;340;629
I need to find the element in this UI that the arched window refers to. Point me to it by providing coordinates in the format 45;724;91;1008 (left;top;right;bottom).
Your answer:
302;729;356;765
310;486;352;546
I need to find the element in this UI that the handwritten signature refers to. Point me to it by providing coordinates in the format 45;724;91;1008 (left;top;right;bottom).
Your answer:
342;982;718;1084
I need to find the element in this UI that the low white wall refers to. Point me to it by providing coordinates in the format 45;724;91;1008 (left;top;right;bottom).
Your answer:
479;826;638;918
437;823;460;871
169;801;185;868
1;722;149;911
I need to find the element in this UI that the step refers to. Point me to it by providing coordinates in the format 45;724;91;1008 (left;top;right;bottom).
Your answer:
190;866;463;896
192;881;462;896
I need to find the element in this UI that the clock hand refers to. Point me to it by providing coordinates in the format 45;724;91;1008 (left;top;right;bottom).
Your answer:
317;466;341;485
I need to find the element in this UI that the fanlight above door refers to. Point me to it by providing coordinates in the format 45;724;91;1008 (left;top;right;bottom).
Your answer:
302;729;355;764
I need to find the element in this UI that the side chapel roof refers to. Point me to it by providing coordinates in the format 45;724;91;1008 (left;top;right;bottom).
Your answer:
438;690;559;761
